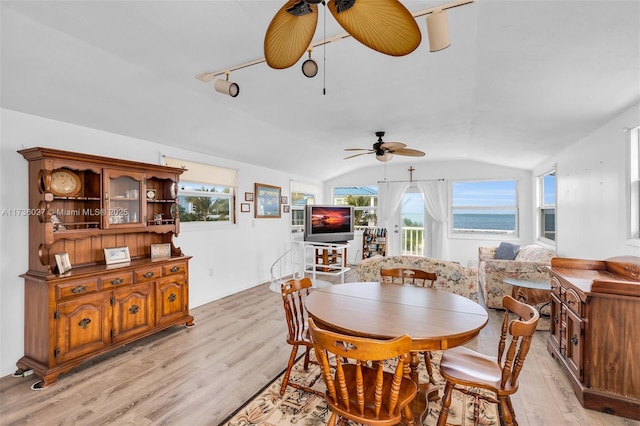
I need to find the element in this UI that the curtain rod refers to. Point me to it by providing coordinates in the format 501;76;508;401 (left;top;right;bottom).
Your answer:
377;178;445;183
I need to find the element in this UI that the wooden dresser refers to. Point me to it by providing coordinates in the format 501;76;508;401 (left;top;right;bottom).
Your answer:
547;256;640;420
16;147;194;387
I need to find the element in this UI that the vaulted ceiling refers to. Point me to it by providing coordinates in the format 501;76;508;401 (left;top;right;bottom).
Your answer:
2;1;639;181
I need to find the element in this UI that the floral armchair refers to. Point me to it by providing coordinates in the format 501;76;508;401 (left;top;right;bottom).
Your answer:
478;244;556;309
357;255;479;302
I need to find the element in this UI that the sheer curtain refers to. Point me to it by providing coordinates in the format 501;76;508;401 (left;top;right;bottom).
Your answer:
417;180;448;260
378;181;410;255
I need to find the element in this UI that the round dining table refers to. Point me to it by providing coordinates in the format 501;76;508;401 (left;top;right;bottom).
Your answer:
305;281;489;421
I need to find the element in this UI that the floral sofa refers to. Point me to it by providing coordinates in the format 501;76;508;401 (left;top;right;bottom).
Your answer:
478;244;556;310
357;255;479;303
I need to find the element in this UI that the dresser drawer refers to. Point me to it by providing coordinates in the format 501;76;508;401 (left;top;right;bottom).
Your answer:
163;262;187;276
564;288;582;316
550;276;561;296
134;266;162;283
56;279;99;300
100;271;133;287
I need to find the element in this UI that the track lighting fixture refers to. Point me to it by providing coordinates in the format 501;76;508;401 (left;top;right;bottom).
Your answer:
301;49;318;78
426;9;450;52
214;72;239;97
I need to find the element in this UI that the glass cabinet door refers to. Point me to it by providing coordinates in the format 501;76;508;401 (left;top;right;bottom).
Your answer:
104;169;145;228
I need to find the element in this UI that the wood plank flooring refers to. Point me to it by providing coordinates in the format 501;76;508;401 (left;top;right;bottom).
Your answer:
1;270;639;425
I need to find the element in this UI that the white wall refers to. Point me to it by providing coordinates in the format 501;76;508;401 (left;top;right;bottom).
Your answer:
533;103;640;259
0;109;320;377
324;160;534;265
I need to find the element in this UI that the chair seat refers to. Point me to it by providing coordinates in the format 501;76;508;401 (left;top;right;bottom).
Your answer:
440;343;518;395
326;364;417;423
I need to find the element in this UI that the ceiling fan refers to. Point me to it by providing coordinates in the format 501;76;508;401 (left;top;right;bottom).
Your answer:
344;131;426;162
264;0;421;70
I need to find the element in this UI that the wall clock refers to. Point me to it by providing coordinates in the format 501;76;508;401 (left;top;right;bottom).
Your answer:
50;169;81;196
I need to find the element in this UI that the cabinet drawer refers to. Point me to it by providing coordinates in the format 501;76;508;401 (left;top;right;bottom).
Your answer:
564;288;581;316
550;276;561;296
163;262;187;276
134;266;162;283
56;279;99;300
100;272;133;287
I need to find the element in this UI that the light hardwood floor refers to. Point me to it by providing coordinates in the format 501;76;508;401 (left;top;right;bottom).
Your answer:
1;270;639;426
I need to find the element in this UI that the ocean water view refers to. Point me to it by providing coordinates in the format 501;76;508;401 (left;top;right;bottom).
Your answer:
403;213;516;231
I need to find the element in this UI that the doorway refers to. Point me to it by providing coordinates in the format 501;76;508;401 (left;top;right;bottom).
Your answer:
401;190;425;255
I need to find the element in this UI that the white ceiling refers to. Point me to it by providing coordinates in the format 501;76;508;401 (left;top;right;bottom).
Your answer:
2;0;639;181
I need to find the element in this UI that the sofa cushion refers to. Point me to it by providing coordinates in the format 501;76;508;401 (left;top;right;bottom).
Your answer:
515;245;556;263
495;242;520;260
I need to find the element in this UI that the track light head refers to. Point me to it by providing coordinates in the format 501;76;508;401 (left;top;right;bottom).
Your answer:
214;74;240;97
426;9;450;52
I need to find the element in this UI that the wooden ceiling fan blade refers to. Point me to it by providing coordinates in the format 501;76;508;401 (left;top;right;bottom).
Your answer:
344;148;373;151
380;141;406;150
344;152;373;160
264;0;318;69
327;0;421;57
394;148;426;157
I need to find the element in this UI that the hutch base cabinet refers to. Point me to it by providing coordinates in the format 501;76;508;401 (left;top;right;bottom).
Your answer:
547;256;640;420
16;147;193;388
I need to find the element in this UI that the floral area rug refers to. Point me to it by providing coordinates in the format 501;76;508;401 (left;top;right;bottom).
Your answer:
221;351;499;426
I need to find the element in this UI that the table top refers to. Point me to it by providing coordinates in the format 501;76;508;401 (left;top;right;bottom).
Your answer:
503;277;552;291
305;282;488;352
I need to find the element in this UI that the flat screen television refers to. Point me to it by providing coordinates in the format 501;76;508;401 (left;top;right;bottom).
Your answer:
304;205;354;243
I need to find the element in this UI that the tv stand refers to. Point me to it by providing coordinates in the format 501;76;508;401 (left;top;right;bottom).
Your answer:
300;241;350;284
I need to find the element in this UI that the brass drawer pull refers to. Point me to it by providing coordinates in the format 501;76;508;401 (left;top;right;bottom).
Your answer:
78;318;91;329
71;285;88;294
168;293;177;302
143;272;155;279
110;278;124;285
170;266;180;273
129;305;139;314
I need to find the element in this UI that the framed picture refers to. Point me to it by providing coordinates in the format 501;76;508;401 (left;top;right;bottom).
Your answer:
241;203;251;213
283;205;290;213
150;243;171;259
254;183;281;218
281;196;288;204
104;246;131;265
54;252;72;274
244;192;254;201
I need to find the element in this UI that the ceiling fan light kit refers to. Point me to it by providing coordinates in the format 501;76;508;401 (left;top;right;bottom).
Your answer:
301;50;318;77
344;131;426;162
426;9;450;52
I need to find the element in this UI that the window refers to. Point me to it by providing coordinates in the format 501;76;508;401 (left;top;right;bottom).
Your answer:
451;180;518;234
629;126;640;242
162;156;237;225
290;181;318;232
538;169;556;242
333;186;378;229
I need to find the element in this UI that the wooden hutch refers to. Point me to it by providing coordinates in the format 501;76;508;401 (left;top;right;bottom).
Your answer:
16;147;193;388
547;256;640;420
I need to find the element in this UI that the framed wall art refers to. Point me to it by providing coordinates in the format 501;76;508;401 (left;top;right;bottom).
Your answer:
104;246;131;265
281;196;288;204
244;192;254;201
241;203;251;213
254;183;281;218
283;205;290;213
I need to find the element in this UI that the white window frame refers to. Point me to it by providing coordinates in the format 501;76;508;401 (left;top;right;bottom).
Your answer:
450;179;519;237
628;126;640;246
162;156;237;229
537;168;557;245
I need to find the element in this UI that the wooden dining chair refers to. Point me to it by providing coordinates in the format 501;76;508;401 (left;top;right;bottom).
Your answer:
308;318;418;426
380;267;438;385
380;267;437;287
279;277;323;396
436;295;540;426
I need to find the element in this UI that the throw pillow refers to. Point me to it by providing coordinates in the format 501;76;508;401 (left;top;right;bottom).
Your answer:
495;242;520;260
